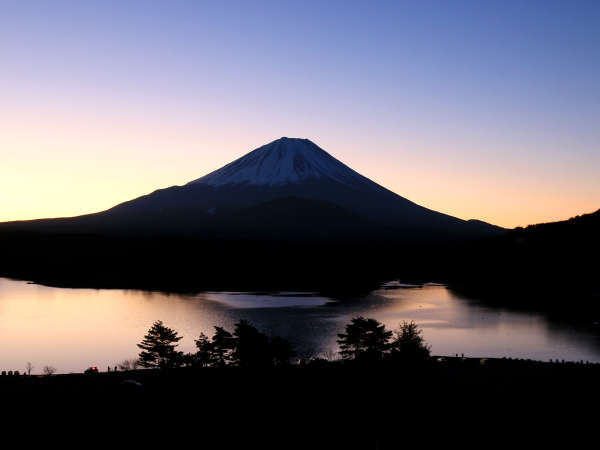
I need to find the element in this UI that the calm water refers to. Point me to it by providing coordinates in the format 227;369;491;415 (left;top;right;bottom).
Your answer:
1;277;599;373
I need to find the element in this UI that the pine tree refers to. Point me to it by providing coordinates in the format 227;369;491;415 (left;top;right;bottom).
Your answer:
210;327;235;367
389;321;431;363
193;332;214;367
337;317;392;361
231;320;271;368
270;335;297;367
137;320;183;369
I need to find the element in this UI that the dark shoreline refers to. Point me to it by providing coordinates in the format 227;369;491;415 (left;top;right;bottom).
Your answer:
2;208;599;321
4;356;599;412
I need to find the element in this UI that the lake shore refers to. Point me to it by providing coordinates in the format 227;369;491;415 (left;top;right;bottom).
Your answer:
4;355;597;446
4;355;599;393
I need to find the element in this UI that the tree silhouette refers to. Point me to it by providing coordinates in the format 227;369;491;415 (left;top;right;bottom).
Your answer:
337;317;392;361
193;332;214;367
231;320;271;368
137;320;183;369
117;358;140;371
270;336;297;367
211;327;236;367
191;327;235;367
43;365;56;376
190;321;296;368
389;321;431;363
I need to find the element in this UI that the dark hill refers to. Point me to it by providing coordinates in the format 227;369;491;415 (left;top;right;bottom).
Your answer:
448;209;600;318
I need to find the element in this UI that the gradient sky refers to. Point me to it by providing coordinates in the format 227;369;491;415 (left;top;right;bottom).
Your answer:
1;0;599;228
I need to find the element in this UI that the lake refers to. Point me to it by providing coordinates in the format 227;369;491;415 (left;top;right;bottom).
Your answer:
1;277;599;373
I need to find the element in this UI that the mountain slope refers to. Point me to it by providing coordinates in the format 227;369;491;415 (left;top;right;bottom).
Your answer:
96;138;501;238
188;137;378;189
0;137;502;241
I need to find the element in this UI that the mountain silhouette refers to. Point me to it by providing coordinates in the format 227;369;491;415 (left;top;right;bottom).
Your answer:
0;137;501;241
0;137;509;290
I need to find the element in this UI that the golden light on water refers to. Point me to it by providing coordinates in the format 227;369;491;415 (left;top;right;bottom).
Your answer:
1;279;598;373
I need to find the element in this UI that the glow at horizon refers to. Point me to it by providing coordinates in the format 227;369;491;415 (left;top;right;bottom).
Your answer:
1;1;599;228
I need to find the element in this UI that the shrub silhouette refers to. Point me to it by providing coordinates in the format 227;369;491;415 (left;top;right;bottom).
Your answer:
117;358;140;371
43;366;56;376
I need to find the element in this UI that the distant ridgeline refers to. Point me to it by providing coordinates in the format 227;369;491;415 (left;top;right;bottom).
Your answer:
449;209;600;316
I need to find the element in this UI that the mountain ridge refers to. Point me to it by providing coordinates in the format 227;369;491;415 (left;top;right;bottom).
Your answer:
0;137;502;240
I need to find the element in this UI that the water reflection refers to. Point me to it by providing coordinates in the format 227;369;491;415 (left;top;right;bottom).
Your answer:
0;277;599;373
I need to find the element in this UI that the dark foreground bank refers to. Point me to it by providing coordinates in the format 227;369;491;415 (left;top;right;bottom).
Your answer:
4;358;599;406
4;358;597;447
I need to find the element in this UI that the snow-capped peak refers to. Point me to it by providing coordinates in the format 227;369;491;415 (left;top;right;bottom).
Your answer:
188;137;377;189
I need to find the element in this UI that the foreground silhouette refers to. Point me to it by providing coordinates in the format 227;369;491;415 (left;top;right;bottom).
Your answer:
134;317;432;369
137;320;183;369
135;319;297;369
2;317;598;447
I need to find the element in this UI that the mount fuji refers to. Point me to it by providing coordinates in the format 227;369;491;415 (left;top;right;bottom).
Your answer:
1;137;501;241
0;137;504;289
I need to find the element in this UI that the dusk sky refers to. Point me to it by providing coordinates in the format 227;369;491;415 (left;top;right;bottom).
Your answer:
1;0;598;228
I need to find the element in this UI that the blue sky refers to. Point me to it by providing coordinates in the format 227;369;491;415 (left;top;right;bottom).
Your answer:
1;0;599;226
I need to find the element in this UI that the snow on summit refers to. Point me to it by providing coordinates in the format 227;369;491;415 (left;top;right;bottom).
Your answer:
188;137;378;189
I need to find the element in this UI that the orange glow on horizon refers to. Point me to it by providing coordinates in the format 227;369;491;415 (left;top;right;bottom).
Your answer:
1;1;598;230
1;108;598;229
